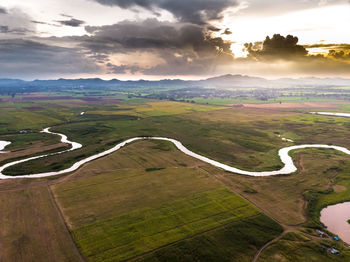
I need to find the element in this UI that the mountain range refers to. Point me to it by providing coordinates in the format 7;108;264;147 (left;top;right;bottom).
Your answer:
1;74;350;90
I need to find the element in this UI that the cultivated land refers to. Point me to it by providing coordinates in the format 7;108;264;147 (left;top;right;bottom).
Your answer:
51;140;281;261
0;185;82;262
1;94;350;261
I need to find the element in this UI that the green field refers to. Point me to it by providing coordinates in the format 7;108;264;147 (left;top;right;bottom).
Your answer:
138;214;282;262
71;188;260;261
51;139;281;261
258;231;350;262
1;95;350;261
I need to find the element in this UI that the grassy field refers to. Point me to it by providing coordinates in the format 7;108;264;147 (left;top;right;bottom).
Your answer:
137;214;282;262
191;96;349;106
209;147;350;225
51;139;282;262
2;96;350;261
71;188;260;261
87;101;225;117
2;107;289;175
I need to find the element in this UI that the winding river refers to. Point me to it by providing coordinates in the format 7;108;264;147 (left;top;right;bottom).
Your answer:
0;111;350;242
310;112;350;118
0;140;11;153
1;125;350;179
0;128;81;179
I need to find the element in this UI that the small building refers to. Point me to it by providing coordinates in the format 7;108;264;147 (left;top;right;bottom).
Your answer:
328;247;340;255
333;236;340;241
315;229;327;238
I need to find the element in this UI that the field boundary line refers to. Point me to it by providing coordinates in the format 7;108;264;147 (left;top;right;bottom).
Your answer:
46;184;86;262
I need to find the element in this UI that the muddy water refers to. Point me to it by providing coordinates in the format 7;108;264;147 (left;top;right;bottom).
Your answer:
320;202;350;244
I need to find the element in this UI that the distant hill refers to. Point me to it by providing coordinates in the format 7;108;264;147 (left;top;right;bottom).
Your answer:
1;74;350;93
201;74;269;87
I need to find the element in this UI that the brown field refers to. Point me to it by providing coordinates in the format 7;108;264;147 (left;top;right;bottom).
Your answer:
242;102;349;109
180;106;299;124
0;185;82;262
23;106;44;111
1;95;122;104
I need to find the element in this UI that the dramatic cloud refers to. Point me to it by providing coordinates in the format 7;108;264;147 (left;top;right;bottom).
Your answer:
0;39;101;78
91;0;238;24
57;18;85;27
80;19;234;75
244;34;308;60
0;8;36;38
0;1;349;79
327;49;350;59
230;33;350;78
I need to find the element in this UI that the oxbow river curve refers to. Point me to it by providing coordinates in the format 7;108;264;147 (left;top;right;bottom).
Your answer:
1;115;350;179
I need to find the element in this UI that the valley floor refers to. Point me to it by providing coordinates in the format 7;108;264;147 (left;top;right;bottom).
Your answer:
1;97;350;261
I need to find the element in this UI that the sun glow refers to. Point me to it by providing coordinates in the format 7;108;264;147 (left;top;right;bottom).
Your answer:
230;43;248;58
221;4;350;56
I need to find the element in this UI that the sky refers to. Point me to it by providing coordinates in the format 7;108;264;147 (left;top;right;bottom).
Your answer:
0;0;350;80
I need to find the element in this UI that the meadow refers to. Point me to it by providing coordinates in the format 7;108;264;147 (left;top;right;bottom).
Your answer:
1;95;350;261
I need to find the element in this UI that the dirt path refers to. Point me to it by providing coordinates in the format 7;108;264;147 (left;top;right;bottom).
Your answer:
252;232;284;262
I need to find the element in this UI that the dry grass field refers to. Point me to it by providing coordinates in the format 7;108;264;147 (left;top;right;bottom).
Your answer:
0;185;82;262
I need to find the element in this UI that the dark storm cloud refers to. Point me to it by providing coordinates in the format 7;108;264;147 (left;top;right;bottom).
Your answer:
0;39;100;78
83;19;233;55
244;34;308;60
0;7;7;14
91;0;238;24
81;19;234;75
57;18;85;27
